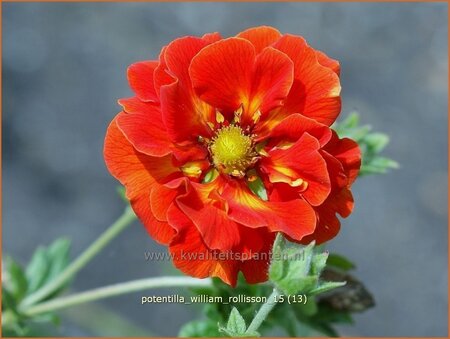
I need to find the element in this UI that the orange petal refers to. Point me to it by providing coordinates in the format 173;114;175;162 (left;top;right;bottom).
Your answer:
104;116;180;244
119;96;159;115
261;133;331;206
116;108;172;157
222;180;316;242
320;150;348;189
150;182;183;222
257;113;332;146
236;26;282;53
127;61;159;102
175;176;241;251
201;32;222;44
118;97;208;163
168;203;240;286
301;188;354;245
315;49;340;76
233;225;267;256
190;37;255;115
190;38;293;124
153;46;175;99
160;37;215;142
249;47;294;123
273;35;341;126
324;132;361;185
160;80;213;142
240;230;275;284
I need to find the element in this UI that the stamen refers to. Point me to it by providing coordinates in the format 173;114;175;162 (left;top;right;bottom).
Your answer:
209;124;256;177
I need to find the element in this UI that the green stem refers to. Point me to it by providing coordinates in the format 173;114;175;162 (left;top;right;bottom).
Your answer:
243;233;284;334
272;232;283;251
23;277;212;317
20;206;136;308
245;288;281;334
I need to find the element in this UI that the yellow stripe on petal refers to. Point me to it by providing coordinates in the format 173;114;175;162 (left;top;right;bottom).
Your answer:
181;161;205;178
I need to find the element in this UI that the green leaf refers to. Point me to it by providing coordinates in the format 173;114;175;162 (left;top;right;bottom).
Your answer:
24;238;72;297
179;320;222;337
2;239;73;337
309;281;346;296
332;112;359;133
4;257;28;302
311;322;339;337
219;327;259;338
269;242;316;295
364;133;389;153
203;169;219;184
316;304;354;324
45;238;71;283
294;298;318;317
2;287;18;312
268;240;284;282
226;307;247;334
274;306;298;337
219;307;261;337
247;175;268;201
327;253;356;272
311;252;329;276
361;156;399;175
25;247;50;293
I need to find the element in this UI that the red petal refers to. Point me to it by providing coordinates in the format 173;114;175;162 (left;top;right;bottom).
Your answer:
331;188;354;218
104;116;180;244
118;97;208;163
127;61;159;102
240;230;275;284
160;80;213;142
190;38;293;124
316;50;340;76
168;203;239;286
190;37;255;115
272;35;341;126
262;133;331;206
300;209;340;245
321;150;348;189
164;37;208;87
249;47;294;122
301;188;354;245
119;96;158;115
201;32;222;44
222;180;316;242
236;26;282;53
160;37;215;142
258;113;332;145
153;46;175;99
175;176;241;251
324;132;361;185
116;108;172;157
233;225;266;256
150;183;182;222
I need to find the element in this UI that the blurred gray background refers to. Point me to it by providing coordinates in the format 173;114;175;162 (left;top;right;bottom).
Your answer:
3;2;448;337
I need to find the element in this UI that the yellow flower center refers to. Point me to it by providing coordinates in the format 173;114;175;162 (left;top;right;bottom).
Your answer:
210;125;255;177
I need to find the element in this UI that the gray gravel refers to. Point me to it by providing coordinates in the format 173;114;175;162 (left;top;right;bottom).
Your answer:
3;2;448;337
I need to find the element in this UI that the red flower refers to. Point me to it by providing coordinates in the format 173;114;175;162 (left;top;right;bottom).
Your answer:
104;26;361;286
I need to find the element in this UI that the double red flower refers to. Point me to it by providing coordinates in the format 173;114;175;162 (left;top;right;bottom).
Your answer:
104;26;361;286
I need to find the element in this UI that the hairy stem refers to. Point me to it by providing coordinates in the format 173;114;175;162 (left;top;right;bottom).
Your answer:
20;206;136;308
272;232;284;251
245;288;281;334
23;277;212;317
